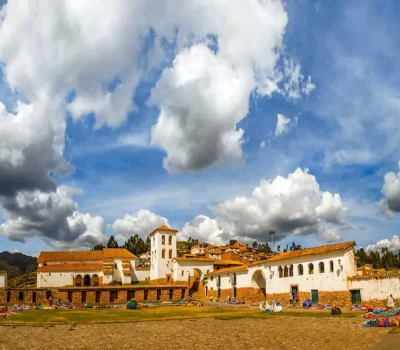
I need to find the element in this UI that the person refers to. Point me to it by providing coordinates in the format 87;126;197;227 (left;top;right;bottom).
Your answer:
387;294;395;310
48;295;54;307
295;291;299;303
289;292;293;304
227;295;230;303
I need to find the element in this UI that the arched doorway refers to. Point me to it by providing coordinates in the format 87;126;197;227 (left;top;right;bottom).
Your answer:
75;274;83;286
190;268;202;294
84;274;91;287
92;274;99;286
251;269;266;298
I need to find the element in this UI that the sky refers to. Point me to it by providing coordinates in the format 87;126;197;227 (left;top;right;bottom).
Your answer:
1;0;400;256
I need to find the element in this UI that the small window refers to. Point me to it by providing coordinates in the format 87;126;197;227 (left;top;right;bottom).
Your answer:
162;235;165;244
49;273;51;276
211;276;213;281
329;260;334;272
168;235;172;245
278;266;283;278
308;263;314;274
169;249;172;259
162;249;166;259
289;264;293;277
298;264;304;275
319;262;325;273
18;292;24;301
114;263;117;269
284;266;288;277
181;270;184;277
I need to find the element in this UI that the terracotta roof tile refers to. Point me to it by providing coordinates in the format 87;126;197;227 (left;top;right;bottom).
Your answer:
135;266;150;270
251;241;356;265
173;257;215;262
206;265;248;276
214;260;245;266
0;271;7;275
38;263;103;272
37;248;138;264
149;225;178;236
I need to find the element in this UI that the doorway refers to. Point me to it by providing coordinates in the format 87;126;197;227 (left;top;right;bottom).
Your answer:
46;290;52;299
350;290;361;305
68;291;73;303
110;291;118;303
181;289;185;299
81;291;86;303
84;274;91;287
157;289;161;300
311;290;319;306
291;285;298;302
32;292;36;304
169;289;173;300
96;291;101;303
144;290;148;301
127;290;135;301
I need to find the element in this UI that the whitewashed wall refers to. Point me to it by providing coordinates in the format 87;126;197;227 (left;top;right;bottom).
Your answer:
207;270;249;291
0;273;7;288
150;230;177;280
132;269;150;282
173;260;214;282
37;271;104;287
349;278;400;300
206;249;356;295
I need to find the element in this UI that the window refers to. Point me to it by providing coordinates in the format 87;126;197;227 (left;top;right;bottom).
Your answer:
284;266;288;277
49;273;51;276
169;235;172;245
278;266;283;278
157;289;161;300
169;249;172;259
319;262;325;273
18;292;24;301
289;264;293;277
211;276;213;281
162;235;165;244
298;264;304;275
162;249;166;259
182;270;184;277
169;289;173;300
330;260;334;272
308;263;314;274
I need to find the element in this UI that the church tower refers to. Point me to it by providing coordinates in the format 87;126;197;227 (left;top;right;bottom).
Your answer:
149;225;178;282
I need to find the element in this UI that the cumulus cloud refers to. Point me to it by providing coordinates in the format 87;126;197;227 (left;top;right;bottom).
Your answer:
180;215;230;246
365;235;400;253
0;0;315;247
275;113;298;137
0;186;107;249
181;168;349;244
111;209;169;238
377;161;400;218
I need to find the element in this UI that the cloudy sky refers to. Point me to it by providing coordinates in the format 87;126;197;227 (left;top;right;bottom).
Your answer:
1;0;400;255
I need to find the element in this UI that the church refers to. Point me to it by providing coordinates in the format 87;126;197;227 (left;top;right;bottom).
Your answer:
1;224;400;306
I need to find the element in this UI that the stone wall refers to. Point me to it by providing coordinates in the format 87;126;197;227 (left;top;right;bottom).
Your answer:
206;287;266;303
0;286;189;305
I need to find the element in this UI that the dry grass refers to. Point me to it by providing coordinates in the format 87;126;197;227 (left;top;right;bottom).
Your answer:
0;317;390;350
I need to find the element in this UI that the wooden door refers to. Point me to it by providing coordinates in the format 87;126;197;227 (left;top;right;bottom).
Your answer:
350;290;361;305
311;290;318;306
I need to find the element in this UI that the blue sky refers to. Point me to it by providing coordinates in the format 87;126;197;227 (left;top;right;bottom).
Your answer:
1;0;400;255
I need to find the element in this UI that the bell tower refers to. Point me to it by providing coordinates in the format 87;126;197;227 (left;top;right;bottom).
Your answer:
149;225;178;282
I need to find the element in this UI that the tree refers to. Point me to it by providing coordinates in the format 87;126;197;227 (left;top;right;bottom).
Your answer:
229;239;238;246
277;245;281;253
252;241;258;249
107;236;119;248
93;244;104;251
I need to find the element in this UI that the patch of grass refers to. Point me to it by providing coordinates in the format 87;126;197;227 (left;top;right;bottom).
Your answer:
0;306;360;325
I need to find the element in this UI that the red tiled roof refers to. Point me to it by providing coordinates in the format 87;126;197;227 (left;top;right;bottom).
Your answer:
206;265;248;276
37;248;138;263
214;260;245;266
149;225;178;236
173;257;215;262
38;263;103;272
250;241;356;265
135;266;150;270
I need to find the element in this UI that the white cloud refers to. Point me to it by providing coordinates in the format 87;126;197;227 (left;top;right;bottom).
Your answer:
111;209;168;238
180;215;229;246
377;161;400;218
180;168;349;244
275;113;298;137
365;235;400;253
0;186;107;249
260;140;266;148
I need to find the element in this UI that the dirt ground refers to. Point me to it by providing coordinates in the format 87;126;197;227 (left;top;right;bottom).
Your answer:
0;317;390;350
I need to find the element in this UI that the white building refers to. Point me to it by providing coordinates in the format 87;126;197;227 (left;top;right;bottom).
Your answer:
0;271;7;288
36;248;145;287
149;225;178;283
206;241;358;304
191;245;205;255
